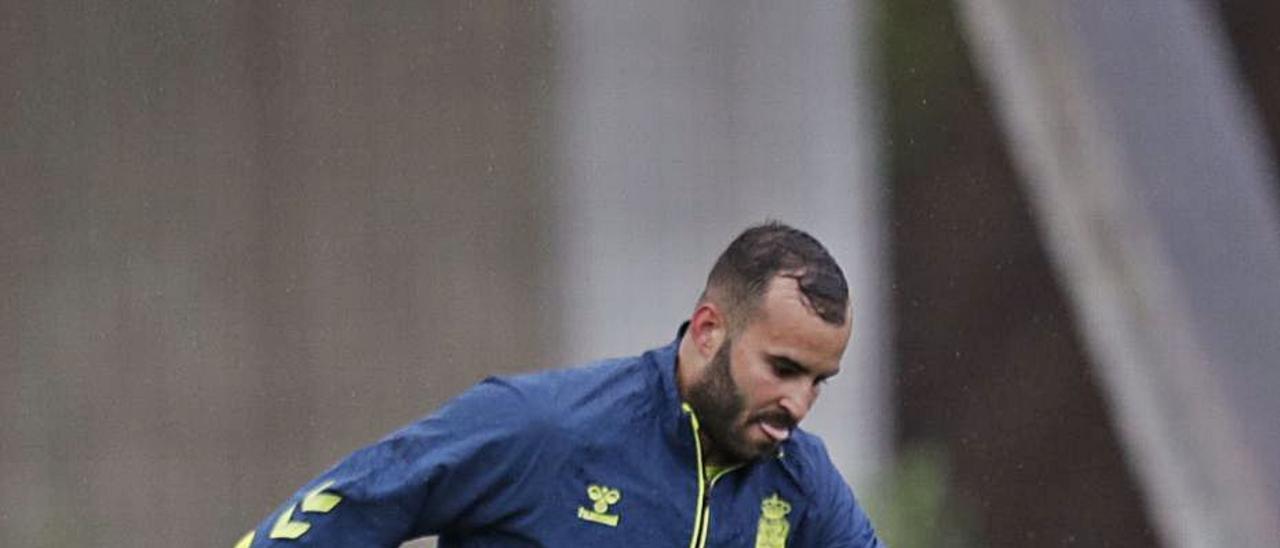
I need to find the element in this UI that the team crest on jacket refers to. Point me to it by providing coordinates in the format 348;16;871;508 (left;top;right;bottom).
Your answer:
577;484;622;527
753;493;792;548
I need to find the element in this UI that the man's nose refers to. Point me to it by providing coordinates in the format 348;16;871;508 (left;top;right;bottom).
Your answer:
779;384;815;423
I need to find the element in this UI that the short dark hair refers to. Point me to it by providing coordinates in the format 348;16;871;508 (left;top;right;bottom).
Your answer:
701;221;849;328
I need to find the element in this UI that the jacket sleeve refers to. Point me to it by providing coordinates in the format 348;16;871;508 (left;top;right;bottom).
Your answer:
811;442;885;547
818;479;885;547
236;377;552;547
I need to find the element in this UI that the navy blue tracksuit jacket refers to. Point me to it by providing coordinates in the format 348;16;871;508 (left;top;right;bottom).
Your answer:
237;334;883;547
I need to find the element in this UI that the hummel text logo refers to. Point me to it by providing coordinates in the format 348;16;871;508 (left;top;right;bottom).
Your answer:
577;484;622;527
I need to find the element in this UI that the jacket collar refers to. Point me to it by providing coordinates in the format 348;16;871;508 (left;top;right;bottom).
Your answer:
650;322;807;489
646;323;694;452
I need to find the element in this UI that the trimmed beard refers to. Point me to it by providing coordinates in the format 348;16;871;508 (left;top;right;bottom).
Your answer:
685;336;773;464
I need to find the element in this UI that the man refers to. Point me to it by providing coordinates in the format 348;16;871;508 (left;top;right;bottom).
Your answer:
236;222;883;547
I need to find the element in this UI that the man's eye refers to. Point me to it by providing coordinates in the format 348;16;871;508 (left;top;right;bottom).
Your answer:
772;362;799;377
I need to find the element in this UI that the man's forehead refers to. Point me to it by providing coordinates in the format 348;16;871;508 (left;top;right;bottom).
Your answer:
755;276;849;328
747;278;851;366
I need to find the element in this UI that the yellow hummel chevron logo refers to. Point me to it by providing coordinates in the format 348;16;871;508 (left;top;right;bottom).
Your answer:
754;493;792;548
577;484;622;527
269;505;311;540
233;530;254;548
268;480;344;540
301;481;343;513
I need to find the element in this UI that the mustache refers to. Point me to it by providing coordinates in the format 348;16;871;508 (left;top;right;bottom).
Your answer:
749;409;797;430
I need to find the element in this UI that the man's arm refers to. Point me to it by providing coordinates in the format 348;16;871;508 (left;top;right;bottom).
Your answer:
234;378;552;547
808;439;885;547
818;478;885;548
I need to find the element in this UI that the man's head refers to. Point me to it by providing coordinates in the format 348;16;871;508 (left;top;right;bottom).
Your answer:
679;222;852;465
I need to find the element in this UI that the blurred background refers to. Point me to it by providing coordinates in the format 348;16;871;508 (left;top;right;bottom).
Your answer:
3;1;1279;547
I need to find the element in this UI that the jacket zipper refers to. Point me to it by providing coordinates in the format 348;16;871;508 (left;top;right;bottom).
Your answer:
682;403;740;548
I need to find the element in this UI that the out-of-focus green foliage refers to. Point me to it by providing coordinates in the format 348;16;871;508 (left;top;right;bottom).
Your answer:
865;442;985;548
877;0;977;174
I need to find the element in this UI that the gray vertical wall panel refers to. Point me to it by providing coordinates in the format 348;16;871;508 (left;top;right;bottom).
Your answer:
554;0;890;486
1;3;558;547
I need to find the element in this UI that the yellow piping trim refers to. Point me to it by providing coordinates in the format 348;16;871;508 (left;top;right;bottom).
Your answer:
701;465;742;547
682;403;745;548
682;403;707;548
698;505;712;547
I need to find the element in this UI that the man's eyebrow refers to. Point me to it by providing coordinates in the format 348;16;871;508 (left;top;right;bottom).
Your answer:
770;355;839;380
770;355;813;374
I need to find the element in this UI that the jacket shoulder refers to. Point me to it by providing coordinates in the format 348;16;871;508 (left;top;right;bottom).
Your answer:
779;430;883;546
497;353;663;435
779;429;848;495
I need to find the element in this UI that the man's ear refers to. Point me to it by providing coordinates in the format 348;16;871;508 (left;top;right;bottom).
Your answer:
689;302;728;359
